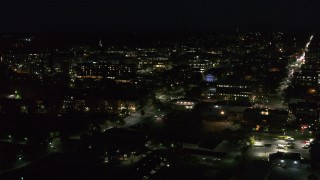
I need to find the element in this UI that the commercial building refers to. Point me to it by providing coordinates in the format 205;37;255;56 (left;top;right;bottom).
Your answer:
216;80;252;101
268;152;301;168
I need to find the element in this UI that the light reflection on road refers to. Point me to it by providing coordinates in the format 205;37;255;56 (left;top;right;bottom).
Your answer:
278;35;314;96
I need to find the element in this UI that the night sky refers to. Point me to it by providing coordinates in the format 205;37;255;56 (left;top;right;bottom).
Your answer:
0;0;319;33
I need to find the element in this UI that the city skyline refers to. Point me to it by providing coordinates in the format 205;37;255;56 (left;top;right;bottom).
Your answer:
1;1;320;179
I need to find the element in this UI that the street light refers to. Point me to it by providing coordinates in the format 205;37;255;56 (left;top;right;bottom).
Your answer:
282;129;286;136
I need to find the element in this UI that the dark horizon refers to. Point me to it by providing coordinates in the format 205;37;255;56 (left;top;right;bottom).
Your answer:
0;22;319;34
0;0;319;33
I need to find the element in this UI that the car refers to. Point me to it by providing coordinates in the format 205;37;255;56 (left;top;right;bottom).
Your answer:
277;144;287;149
287;137;294;141
287;143;295;149
302;140;310;145
253;142;264;147
264;144;272;147
302;144;310;149
285;137;295;142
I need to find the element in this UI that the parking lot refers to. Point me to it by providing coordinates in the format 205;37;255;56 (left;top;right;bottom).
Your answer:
246;133;311;161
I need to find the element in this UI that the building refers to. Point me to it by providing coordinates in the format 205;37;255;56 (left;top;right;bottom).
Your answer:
188;55;217;73
268;152;301;168
216;80;252;101
243;108;288;130
204;74;216;83
2;52;50;80
172;98;198;110
310;138;320;169
181;148;226;165
213;100;252;114
115;99;138;114
202;88;216;99
138;57;172;70
293;71;318;87
288;102;319;125
48;51;74;76
72;62;136;80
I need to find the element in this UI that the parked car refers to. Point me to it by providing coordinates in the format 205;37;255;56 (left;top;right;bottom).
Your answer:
302;144;310;149
287;143;295;149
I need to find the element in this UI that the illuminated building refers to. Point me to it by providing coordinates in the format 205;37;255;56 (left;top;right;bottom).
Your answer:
116;100;138;113
172;98;198;110
216;80;252;100
188;55;214;73
138;57;172;70
293;71;318;86
202;88;216;99
204;74;216;82
2;52;50;79
48;51;74;75
72;62;136;79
